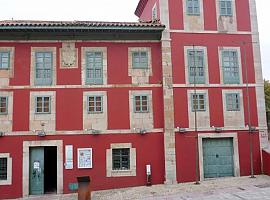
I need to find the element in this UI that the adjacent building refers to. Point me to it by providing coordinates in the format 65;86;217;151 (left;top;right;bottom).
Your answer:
0;0;268;199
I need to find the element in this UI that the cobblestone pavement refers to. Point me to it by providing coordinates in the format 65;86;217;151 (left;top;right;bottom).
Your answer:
18;175;270;200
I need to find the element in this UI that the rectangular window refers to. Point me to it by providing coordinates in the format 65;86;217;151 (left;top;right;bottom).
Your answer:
134;95;149;112
226;93;240;111
0;158;7;181
132;51;148;69
0;97;8;115
191;94;206;111
35;52;53;85
35;96;51;114
187;0;200;15
112;148;130;170
222;50;240;84
0;52;10;69
87;96;103;113
188;50;205;84
86;52;103;84
220;0;232;16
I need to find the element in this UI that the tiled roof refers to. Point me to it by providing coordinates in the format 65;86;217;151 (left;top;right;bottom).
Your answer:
135;0;148;17
0;20;164;30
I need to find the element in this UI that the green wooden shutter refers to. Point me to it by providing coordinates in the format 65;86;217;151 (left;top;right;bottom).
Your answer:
35;52;53;86
86;52;103;85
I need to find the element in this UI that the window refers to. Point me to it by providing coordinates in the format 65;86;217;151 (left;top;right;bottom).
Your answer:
220;0;232;16
86;52;103;84
35;52;53;85
87;96;103;113
0;97;8;115
222;50;240;84
152;4;157;21
134;95;149;112
187;0;200;15
0;52;10;69
112;148;130;170
188;50;205;84
226;93;240;111
35;96;51;114
0;158;7;181
132;51;148;69
191;94;206;111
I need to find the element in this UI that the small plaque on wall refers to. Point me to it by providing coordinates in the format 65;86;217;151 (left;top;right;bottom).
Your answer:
60;42;78;68
65;145;73;169
77;148;93;169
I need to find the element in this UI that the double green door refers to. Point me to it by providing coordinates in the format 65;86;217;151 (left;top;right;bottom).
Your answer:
29;147;44;195
203;138;234;178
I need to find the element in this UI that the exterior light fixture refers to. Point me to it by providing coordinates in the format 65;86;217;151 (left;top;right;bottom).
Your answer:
214;127;222;133
177;127;187;133
0;131;5;137
133;128;147;135
37;130;46;137
85;129;101;135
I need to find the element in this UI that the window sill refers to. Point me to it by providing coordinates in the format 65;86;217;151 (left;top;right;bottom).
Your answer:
110;169;136;177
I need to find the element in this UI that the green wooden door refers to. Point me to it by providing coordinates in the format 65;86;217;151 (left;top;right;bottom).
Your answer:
29;147;44;195
203;138;234;178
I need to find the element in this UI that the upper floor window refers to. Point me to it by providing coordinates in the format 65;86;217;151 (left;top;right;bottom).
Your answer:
134;95;149;113
187;0;200;15
0;52;10;69
132;51;148;69
219;0;232;16
152;4;158;21
112;148;130;170
188;49;205;84
0;157;7;181
226;93;240;111
0;97;8;115
87;96;103;113
191;94;206;112
35;52;53;86
35;96;51;114
222;50;240;84
86;52;103;85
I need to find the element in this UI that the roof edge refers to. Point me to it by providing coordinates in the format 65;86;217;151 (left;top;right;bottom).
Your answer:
135;0;148;17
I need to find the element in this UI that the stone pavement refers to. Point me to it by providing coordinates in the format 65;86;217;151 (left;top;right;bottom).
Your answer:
19;175;270;200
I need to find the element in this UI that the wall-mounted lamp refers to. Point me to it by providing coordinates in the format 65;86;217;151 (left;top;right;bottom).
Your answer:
214;127;223;133
85;129;101;135
134;128;147;135
176;127;187;133
0;131;5;137
250;126;257;132
37;130;46;137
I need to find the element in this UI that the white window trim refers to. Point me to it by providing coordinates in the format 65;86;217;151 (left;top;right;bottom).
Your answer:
198;133;240;181
81;47;108;85
30;47;57;86
218;47;243;85
0;47;15;78
0;91;13;133
0;153;12;185
184;46;209;85
106;143;136;177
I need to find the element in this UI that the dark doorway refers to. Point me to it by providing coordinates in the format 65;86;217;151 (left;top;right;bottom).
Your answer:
44;147;57;194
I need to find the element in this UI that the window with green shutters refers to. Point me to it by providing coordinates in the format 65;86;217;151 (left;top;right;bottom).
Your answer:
87;96;103;113
0;52;10;69
188;49;205;84
112;148;130;170
186;0;200;15
0;97;8;115
134;95;149;113
35;96;51;114
0;158;7;181
226;93;240;111
220;0;232;16
222;50;240;84
35;52;53;85
132;51;148;69
191;94;206;111
86;52;103;84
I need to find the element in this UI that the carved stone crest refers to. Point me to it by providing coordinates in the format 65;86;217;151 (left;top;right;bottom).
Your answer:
60;42;78;68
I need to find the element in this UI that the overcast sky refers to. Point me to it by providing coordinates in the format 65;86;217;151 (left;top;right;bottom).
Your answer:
0;0;269;80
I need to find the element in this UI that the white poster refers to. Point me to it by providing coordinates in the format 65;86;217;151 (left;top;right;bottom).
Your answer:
65;145;73;169
77;148;93;169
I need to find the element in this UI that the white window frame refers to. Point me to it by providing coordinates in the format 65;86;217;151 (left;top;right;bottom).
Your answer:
0;153;12;185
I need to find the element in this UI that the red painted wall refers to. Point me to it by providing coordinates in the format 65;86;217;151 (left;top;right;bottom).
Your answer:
0;134;165;199
169;0;184;30
139;0;160;22
174;88;189;128
262;150;270;176
235;0;251;32
203;0;217;31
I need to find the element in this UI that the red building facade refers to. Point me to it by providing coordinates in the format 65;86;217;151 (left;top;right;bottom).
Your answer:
0;0;268;199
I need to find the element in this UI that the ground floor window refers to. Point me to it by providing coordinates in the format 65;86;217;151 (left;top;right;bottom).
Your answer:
112;148;130;170
0;153;12;185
